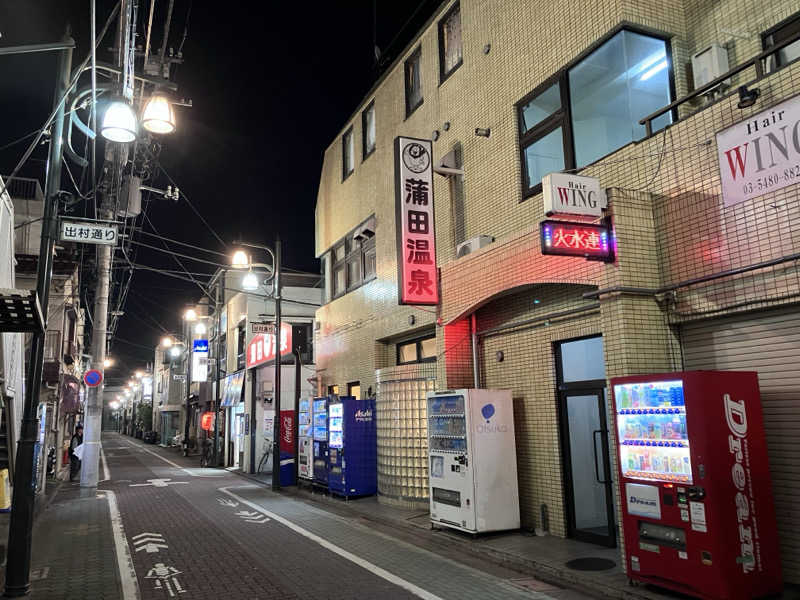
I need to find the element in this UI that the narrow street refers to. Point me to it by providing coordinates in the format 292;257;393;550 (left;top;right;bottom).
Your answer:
35;433;588;600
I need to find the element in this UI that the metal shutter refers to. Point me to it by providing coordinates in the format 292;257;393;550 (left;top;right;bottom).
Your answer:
681;306;800;584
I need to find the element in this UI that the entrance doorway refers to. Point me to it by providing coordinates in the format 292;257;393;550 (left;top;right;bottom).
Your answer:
555;335;616;547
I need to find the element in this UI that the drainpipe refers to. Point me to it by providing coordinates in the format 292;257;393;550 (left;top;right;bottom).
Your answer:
471;313;479;389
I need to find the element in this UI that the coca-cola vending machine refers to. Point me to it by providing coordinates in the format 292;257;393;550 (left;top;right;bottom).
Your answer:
611;371;781;600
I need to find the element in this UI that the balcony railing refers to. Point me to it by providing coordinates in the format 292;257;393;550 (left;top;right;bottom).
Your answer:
641;29;800;136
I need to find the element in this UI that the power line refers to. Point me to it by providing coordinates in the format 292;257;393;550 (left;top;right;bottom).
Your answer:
151;157;227;249
130;227;229;258
124;237;227;268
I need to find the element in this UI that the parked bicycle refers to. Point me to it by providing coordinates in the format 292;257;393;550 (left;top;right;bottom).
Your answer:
257;438;273;473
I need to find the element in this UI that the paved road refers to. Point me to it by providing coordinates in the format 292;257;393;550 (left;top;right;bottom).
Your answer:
99;433;590;600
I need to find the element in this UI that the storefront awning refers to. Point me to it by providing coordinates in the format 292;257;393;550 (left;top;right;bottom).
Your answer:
220;370;244;407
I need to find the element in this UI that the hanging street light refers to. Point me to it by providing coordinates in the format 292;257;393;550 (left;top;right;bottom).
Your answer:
103;358;114;368
194;322;207;335
101;98;138;143
241;271;259;291
169;346;181;358
141;93;176;134
231;250;249;268
183;308;197;321
161;337;173;348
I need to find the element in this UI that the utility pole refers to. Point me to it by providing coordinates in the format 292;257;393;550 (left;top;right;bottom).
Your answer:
4;36;74;598
213;269;225;466
184;326;192;452
82;0;132;488
271;236;282;491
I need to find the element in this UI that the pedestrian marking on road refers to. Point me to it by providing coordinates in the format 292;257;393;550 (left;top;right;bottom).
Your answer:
30;567;49;581
100;443;111;482
217;497;239;507
130;478;189;488
218;487;446;600
132;532;169;553
145;563;187;597
235;510;270;524
123;440;223;477
98;491;141;600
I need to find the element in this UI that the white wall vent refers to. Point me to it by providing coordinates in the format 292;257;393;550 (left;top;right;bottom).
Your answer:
456;235;494;258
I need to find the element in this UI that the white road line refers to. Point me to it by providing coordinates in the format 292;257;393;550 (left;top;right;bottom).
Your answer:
100;443;111;482
122;440;222;477
218;486;445;600
98;490;141;600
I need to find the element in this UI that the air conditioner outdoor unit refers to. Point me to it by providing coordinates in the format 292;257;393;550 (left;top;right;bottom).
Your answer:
456;235;494;258
692;43;730;92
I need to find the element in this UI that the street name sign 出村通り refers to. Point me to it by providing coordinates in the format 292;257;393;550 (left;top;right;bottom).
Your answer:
60;220;118;245
542;172;607;217
716;94;800;207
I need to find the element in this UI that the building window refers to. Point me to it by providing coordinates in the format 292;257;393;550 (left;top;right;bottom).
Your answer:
347;381;361;399
363;237;376;281
764;12;800;71
438;2;462;83
397;335;436;365
346;238;362;292
332;242;346;298
323;216;376;303
517;28;673;198
362;102;376;159
342;127;354;180
328;385;339;396
405;47;423;117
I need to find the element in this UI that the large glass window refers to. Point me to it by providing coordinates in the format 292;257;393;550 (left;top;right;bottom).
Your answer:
569;30;672;167
517;28;673;199
362;102;376;159
764;13;800;71
438;2;462;82
342;127;354;180
405;47;423;117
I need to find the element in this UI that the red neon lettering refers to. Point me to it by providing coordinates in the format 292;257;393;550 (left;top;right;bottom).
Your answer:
724;143;748;180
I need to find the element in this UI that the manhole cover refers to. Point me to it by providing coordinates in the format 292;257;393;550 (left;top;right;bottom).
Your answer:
565;557;616;571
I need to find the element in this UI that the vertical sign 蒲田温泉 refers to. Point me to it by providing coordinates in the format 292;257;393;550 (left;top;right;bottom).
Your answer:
716;95;800;207
395;136;438;305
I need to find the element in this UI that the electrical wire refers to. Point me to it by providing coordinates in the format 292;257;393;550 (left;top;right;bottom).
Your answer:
0;128;42;153
130;227;229;258
125;237;228;268
0;0;121;201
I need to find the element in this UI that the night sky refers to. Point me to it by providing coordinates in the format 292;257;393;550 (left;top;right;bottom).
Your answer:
0;1;442;381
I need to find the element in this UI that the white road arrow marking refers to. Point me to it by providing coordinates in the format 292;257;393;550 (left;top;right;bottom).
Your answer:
217;498;239;507
235;510;270;524
130;478;189;488
135;542;169;553
132;532;162;539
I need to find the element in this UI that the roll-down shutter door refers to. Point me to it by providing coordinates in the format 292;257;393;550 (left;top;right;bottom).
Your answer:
681;306;800;583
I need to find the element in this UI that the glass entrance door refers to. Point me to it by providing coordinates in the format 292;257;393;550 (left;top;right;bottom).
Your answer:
562;390;616;546
556;335;616;547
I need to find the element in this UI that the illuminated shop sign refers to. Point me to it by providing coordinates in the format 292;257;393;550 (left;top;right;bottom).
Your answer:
542;172;607;217
395;136;438;305
716;94;800;207
246;322;292;369
540;220;614;261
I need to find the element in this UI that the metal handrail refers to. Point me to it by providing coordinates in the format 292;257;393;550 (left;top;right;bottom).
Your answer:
640;30;800;136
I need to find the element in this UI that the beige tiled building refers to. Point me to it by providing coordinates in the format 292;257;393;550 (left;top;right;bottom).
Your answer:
315;0;800;584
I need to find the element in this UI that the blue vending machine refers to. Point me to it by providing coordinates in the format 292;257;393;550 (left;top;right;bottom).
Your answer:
328;397;377;497
312;397;329;487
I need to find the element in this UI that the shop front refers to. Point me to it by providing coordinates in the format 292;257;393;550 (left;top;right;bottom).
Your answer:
219;370;245;468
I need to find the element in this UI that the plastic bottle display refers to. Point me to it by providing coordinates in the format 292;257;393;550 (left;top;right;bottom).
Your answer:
615;380;692;484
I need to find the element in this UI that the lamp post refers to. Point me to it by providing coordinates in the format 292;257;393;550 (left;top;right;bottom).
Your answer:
233;238;280;490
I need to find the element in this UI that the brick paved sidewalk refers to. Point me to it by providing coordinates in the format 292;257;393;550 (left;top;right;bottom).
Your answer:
0;483;126;599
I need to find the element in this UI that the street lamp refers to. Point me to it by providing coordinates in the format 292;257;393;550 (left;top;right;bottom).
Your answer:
231;250;249;268
161;336;173;348
194;322;207;335
103;358;114;368
141;93;176;134
241;271;259;291
169;346;181;358
101;98;138;143
184;308;197;321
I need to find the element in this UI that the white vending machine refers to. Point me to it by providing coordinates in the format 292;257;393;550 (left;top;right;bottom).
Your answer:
427;389;520;533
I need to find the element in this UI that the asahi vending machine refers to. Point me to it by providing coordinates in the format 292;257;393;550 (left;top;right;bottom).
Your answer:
611;371;782;600
427;389;519;534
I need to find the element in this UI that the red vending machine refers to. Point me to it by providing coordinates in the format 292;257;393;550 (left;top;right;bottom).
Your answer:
611;371;781;600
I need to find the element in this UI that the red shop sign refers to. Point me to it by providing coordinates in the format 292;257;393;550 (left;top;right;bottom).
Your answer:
246;322;293;369
540;219;614;262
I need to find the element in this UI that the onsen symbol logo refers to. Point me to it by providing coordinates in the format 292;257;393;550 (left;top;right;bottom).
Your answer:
481;403;495;423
